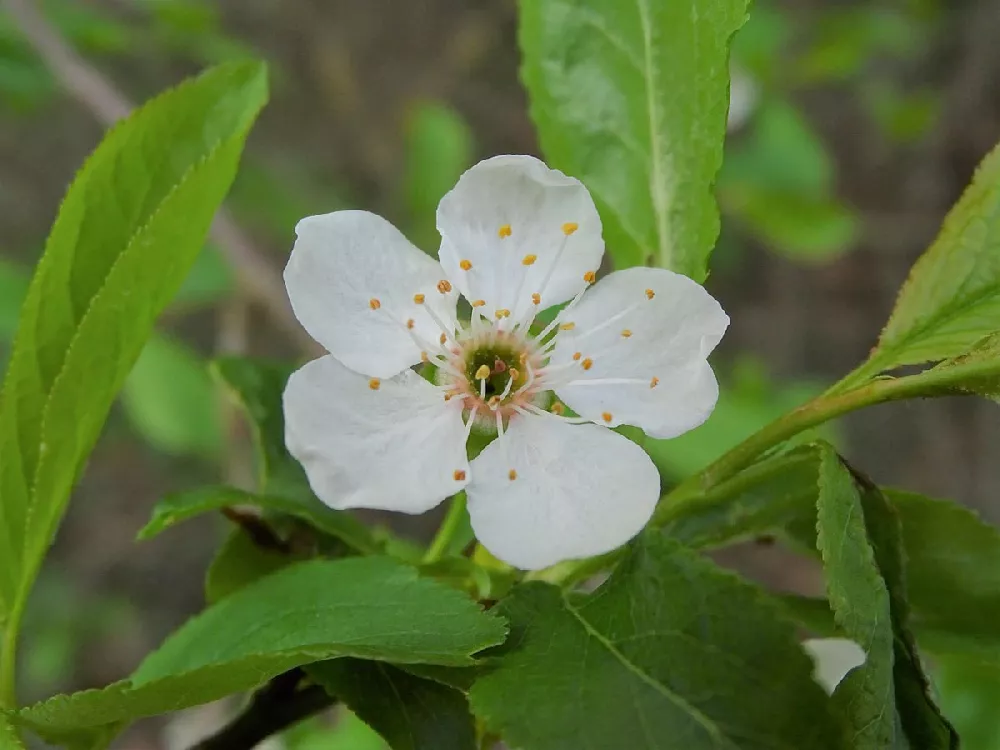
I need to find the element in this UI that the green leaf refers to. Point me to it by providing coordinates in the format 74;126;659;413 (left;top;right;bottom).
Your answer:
121;336;222;457
0;61;268;649
204;527;291;603
518;0;750;279
654;444;820;547
845;140;1000;387
890;490;1000;662
0;260;29;344
470;534;846;750
814;445;897;747
0;712;25;748
935;655;1000;750
211;357;306;496
310;659;476;750
17;558;506;735
402;102;474;251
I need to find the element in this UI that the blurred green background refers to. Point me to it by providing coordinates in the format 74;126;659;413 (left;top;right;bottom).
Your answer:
1;0;998;747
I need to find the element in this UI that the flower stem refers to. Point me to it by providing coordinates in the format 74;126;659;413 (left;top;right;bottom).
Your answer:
423;493;469;564
543;353;1000;586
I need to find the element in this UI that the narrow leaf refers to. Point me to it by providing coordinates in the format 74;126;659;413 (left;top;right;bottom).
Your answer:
0;62;268;626
846;141;1000;385
518;0;750;279
137;485;378;554
470;534;846;750
17;558;506;735
310;659;476;750
815;445;896;747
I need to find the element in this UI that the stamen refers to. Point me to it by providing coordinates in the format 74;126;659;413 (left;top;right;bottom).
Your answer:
522;254;538;266
488;395;501;410
650;376;660;388
472;299;486;308
571;300;644;341
621;329;633;338
560;377;649;387
498;224;512;239
454;469;467;481
498;373;515;400
645;288;655;300
583;271;596;284
475;364;491;380
368;378;381;390
407;318;415;329
413;293;425;304
551;401;565;415
519;404;590;424
369;298;381;310
559;322;576;331
496;409;505;437
572;352;582;361
508;469;518;481
531;293;541;306
535;285;588;343
437;279;452;294
439;333;447;345
460;259;472;271
562;222;579;235
509;367;519;380
602;412;613;423
495;309;511;319
421;351;430;363
464;406;480;442
581;358;593;371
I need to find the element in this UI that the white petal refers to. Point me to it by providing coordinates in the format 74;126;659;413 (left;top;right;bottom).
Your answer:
549;267;729;439
437;155;604;323
284;355;469;513
801;638;867;695
285;211;458;379
466;414;659;570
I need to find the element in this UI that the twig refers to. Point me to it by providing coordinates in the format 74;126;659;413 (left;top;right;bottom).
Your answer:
190;669;335;750
3;0;321;356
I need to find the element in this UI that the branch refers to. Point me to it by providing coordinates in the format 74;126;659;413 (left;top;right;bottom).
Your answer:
3;0;321;356
191;669;335;750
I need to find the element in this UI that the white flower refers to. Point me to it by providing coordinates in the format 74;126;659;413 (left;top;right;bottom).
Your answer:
802;638;867;695
282;155;729;570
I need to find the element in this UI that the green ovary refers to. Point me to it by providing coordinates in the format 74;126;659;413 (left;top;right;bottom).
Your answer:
465;344;528;398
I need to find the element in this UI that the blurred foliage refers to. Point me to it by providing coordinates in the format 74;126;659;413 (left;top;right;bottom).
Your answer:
285;711;389;750
935;657;1000;750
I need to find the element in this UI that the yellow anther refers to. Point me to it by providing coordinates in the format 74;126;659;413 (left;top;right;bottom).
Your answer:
581;358;593;371
621;329;633;338
454;469;467;481
519;351;529;364
439;332;447;345
475;364;491;380
551;402;565;415
583;271;596;284
495;308;511;319
406;318;415;329
531;292;541;305
559;322;576;331
509;368;519;380
444;392;453;401
508;469;518;481
437;279;452;294
488;395;501;409
472;299;486;308
369;298;381;310
421;351;430;363
602;412;613;423
645;288;655;300
650;376;660;388
522;254;538;266
460;259;473;271
572;351;582;361
562;222;579;235
498;224;512;239
368;378;381;390
414;293;426;304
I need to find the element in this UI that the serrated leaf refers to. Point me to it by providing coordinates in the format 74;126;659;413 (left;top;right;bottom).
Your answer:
16;558;506;736
844;140;1000;387
121;335;222;457
310;659;476;750
0;61;267;632
470;534;846;750
137;485;377;554
518;0;750;279
204;527;291;603
815;445;897;747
